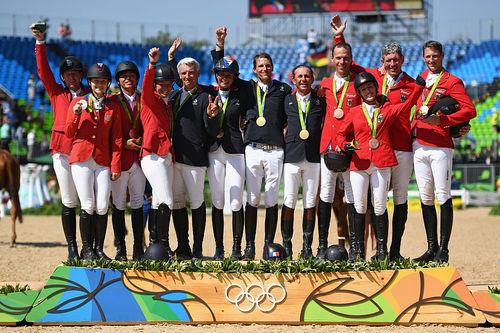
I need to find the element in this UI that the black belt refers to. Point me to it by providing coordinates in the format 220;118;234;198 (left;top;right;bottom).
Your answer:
249;142;281;151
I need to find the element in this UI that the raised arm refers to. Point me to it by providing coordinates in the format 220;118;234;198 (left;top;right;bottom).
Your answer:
211;26;227;64
31;25;60;96
167;37;182;87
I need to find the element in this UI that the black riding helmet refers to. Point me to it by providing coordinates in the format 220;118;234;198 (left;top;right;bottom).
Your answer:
114;61;140;82
354;72;378;92
59;56;84;82
213;56;239;77
154;63;176;82
87;63;112;82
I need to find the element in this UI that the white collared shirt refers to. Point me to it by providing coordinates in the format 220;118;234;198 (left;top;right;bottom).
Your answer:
426;72;440;88
219;89;230;104
69;89;81;99
258;80;268;93
123;91;137;110
334;72;347;92
297;92;311;113
91;95;105;110
364;102;376;118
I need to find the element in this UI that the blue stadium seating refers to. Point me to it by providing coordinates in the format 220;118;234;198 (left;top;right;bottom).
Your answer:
0;35;498;106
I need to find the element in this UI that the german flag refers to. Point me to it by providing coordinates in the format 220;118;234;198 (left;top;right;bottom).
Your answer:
307;47;329;67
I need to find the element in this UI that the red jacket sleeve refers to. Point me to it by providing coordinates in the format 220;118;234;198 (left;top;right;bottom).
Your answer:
439;78;477;127
65;98;81;138
35;42;61;97
110;102;123;174
141;65;156;105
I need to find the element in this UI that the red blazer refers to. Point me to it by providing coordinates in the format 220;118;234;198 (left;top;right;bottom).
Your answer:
333;34;418;152
366;69;417;152
35;42;89;155
319;76;361;153
109;93;143;171
337;85;423;171
65;95;123;173
412;70;476;148
140;66;173;159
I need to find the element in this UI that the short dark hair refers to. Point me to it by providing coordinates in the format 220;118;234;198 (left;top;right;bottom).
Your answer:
291;64;314;79
332;42;352;57
253;52;273;69
422;40;443;56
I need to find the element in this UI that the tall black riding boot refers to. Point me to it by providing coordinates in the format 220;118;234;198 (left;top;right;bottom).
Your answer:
231;208;244;260
112;205;127;261
262;204;278;260
389;202;408;261
435;199;453;263
79;210;97;260
172;208;192;259
371;210;389;261
280;205;295;259
300;207;316;259
347;203;356;260
191;202;206;259
316;200;331;259
148;208;158;244
212;206;224;259
156;203;174;258
131;207;145;260
242;203;257;260
352;210;366;261
414;203;439;262
62;205;79;260
94;213;111;260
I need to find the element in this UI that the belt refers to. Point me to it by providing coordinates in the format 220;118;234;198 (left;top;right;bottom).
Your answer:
249;142;281;151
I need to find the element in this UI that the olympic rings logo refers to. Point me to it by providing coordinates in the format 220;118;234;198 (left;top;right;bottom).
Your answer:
224;283;287;313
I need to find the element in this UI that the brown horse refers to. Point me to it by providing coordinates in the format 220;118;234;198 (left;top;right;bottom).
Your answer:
0;149;23;246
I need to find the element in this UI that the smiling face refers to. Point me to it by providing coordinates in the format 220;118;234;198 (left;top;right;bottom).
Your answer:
382;53;404;78
332;45;352;77
358;81;377;104
423;47;444;74
216;70;235;91
62;70;83;91
292;66;313;95
118;70;138;94
253;57;273;84
89;78;109;98
154;80;173;98
178;63;199;91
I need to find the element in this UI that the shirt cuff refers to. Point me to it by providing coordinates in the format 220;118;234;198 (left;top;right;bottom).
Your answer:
35;40;46;45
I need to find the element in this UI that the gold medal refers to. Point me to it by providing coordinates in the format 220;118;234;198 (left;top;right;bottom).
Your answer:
256;116;266;127
420;105;429;116
299;129;309;140
334;108;344;119
216;129;224;139
369;138;379;149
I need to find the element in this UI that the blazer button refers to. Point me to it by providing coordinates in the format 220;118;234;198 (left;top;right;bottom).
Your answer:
93;126;97;129
92;135;96;139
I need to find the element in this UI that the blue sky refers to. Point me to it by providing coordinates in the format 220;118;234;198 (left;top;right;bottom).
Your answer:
0;0;498;45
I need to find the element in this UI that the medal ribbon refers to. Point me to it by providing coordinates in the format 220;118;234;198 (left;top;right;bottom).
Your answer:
362;104;380;139
332;75;349;109
119;94;141;130
256;85;268;119
421;71;444;107
217;93;229;128
296;94;310;132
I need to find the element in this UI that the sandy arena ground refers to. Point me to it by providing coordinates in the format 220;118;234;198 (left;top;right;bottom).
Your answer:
0;207;499;332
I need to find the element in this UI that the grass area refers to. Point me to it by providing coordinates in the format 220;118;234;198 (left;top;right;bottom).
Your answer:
0;284;31;295
64;257;446;274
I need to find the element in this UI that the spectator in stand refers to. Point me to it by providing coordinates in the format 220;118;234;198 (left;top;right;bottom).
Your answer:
307;28;319;49
0;115;11;150
27;129;35;160
36;79;46;106
28;75;36;105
